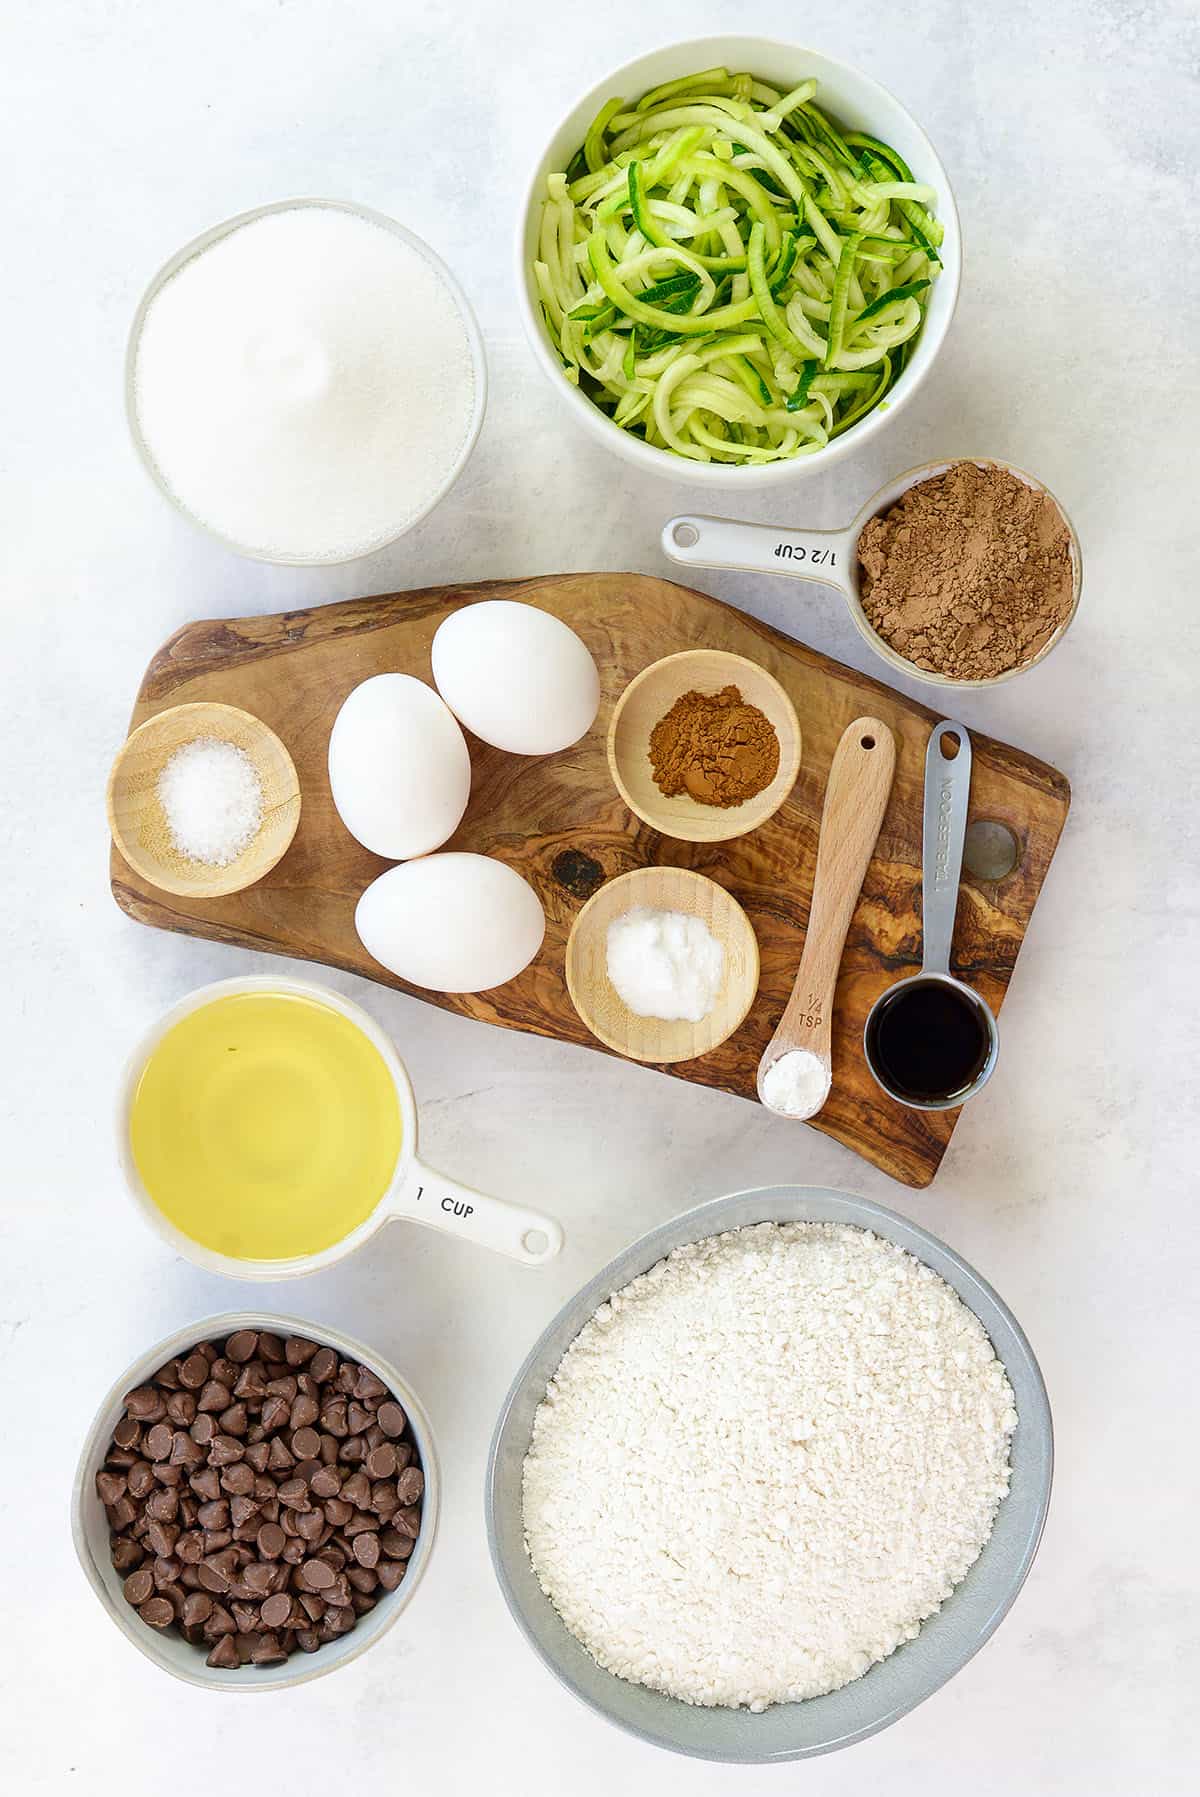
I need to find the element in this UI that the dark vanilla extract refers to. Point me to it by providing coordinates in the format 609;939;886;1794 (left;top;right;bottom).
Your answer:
866;978;991;1104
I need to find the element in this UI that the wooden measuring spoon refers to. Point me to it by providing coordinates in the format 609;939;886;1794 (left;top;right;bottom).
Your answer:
758;716;896;1119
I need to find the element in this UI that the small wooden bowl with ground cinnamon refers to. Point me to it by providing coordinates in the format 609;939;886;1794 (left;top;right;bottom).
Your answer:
607;650;801;843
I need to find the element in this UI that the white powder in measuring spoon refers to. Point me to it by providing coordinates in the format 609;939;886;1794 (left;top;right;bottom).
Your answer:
132;205;477;561
523;1222;1016;1712
761;1047;831;1117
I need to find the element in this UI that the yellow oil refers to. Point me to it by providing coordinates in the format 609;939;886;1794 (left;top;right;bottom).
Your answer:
129;991;403;1261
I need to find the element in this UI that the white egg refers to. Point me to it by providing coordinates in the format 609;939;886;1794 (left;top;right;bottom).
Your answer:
431;600;600;755
355;853;546;993
328;673;470;859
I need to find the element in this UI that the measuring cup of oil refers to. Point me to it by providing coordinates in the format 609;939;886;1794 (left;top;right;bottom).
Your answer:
863;722;999;1109
661;457;1081;691
118;975;562;1275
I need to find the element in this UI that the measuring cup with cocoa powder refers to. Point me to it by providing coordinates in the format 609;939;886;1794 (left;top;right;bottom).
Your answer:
662;458;1081;690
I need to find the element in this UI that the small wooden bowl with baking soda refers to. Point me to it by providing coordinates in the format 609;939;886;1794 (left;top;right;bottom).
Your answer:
107;701;301;899
607;649;801;843
565;866;760;1064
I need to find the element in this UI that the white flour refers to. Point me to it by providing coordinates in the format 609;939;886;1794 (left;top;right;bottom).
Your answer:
523;1222;1016;1711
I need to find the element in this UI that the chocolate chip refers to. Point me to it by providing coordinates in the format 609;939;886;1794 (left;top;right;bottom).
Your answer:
145;1423;173;1462
395;1465;424;1505
218;1402;249;1436
124;1386;165;1420
208;1435;245;1468
320;1398;349;1438
138;1596;175;1629
365;1443;398;1480
260;1592;291;1630
198;1557;232;1594
341;1470;371;1510
310;1466;341;1499
96;1470;127;1506
197;1380;232;1413
376;1402;406;1438
310;1348;338;1383
258;1333;285;1364
123;1568;154;1605
225;1331;259;1364
300;1558;335;1591
352;1532;380;1570
206;1634;239;1669
376;1561;405;1592
179;1353;210;1391
291;1427;321;1461
354;1367;387;1402
290;1395;320;1432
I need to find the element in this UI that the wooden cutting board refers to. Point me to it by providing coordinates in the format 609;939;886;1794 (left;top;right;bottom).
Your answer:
111;574;1070;1187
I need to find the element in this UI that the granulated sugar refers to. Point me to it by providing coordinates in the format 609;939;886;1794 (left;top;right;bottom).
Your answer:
523;1222;1016;1711
132;204;477;561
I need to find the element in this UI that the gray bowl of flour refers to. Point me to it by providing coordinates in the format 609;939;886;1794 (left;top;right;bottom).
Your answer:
485;1185;1052;1761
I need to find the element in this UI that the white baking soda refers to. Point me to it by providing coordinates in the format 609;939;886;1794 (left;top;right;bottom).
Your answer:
605;906;724;1022
132;205;477;561
761;1047;831;1117
523;1222;1016;1712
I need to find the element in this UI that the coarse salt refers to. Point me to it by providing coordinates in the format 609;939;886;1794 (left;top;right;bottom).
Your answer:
132;205;477;561
157;737;263;866
523;1222;1016;1712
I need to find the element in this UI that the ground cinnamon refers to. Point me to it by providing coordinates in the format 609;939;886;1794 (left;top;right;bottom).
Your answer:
856;462;1074;681
649;684;780;808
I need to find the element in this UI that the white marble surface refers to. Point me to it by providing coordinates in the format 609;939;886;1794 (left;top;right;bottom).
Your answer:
2;1;1197;1790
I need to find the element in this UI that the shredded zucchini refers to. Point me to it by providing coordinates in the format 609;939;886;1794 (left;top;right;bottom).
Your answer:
533;70;940;464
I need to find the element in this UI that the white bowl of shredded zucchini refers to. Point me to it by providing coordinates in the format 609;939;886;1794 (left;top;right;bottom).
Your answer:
519;39;960;481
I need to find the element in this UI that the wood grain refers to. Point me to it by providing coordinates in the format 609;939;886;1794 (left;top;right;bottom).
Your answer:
110;573;1071;1188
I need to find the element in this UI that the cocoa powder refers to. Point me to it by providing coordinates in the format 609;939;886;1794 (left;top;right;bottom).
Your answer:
856;462;1074;681
649;685;779;808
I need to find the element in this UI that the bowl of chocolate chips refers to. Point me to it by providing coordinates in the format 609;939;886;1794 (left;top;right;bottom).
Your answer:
72;1313;438;1689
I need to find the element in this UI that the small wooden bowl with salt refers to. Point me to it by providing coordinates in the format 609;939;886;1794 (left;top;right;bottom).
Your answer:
107;701;301;899
565;867;760;1065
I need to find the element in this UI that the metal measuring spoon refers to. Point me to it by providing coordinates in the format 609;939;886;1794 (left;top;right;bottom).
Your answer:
661;457;1082;691
863;721;999;1110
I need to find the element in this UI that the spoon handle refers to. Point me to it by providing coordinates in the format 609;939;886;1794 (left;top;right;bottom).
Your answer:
662;514;854;593
921;722;973;976
769;717;896;1062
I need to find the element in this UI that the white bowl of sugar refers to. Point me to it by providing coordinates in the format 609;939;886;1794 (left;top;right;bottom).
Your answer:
126;198;487;565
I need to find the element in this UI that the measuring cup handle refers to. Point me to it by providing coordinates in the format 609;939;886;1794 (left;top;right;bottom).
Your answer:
386;1159;563;1266
922;722;973;975
662;515;854;588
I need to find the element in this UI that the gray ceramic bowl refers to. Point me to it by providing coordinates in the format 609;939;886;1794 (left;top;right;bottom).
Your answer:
485;1186;1052;1761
